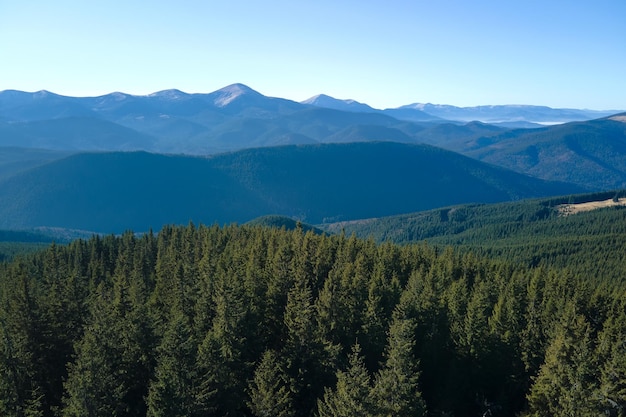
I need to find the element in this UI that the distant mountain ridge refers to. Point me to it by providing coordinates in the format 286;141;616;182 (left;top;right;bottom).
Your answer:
461;115;626;190
1;84;625;191
0;84;434;154
2;83;619;125
0;142;581;233
394;103;617;124
301;94;378;114
300;92;620;124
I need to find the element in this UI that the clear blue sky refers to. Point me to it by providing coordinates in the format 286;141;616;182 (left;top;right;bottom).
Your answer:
1;0;624;110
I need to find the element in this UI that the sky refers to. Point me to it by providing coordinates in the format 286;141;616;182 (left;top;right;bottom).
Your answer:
1;0;625;110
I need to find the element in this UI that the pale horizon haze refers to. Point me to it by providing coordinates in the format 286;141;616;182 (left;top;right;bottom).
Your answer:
1;0;625;110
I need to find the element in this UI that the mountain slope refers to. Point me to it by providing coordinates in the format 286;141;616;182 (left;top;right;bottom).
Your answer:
302;94;378;113
0;142;582;233
460;116;626;190
0;147;73;180
319;190;626;283
0;90;96;121
0;117;157;151
0;152;259;233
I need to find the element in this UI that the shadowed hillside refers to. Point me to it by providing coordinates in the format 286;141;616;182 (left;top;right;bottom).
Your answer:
459;116;626;190
0;142;581;233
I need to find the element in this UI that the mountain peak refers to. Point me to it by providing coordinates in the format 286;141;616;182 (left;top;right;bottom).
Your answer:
108;92;133;100
148;89;189;100
302;93;376;113
301;93;332;104
33;90;59;99
212;83;261;107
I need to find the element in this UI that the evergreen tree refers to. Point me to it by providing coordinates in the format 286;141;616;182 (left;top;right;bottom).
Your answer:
146;313;198;417
247;349;295;417
194;272;250;416
371;312;426;417
360;279;389;373
63;249;153;417
317;343;374;417
596;301;626;416
526;304;599;416
0;261;46;417
0;315;45;417
62;287;126;417
282;273;336;416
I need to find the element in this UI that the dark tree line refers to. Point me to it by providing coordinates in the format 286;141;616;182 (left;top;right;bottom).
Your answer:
1;223;625;416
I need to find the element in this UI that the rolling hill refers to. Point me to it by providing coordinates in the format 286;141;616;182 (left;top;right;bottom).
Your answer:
0;147;73;180
0;142;581;233
457;115;626;190
0;117;157;151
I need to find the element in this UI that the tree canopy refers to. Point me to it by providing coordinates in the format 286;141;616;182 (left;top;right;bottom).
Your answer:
1;224;624;416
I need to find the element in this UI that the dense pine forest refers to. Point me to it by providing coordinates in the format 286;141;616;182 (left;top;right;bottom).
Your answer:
323;191;626;284
1;223;625;416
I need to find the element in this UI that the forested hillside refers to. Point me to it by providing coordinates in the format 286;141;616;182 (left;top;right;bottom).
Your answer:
0;147;72;181
0;142;581;233
460;116;626;190
1;224;625;416
321;190;626;283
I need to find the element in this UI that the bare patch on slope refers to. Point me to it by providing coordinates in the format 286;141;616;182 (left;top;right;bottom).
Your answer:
558;198;626;215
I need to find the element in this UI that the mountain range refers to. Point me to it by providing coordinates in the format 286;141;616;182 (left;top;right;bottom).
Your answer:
1;84;620;152
1;83;625;234
300;93;619;124
2;83;625;189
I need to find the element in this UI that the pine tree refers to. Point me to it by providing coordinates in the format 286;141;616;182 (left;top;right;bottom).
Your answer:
317;343;374;417
63;249;153;417
596;303;626;416
371;312;426;417
247;349;295;417
0;261;46;417
194;272;250;416
282;273;336;416
146;313;198;417
526;304;599;416
62;287;126;417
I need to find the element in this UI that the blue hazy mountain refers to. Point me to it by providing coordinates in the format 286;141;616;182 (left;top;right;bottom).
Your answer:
0;142;581;233
1;84;624;190
3;84;620;155
301;94;379;113
0;84;433;154
396;103;620;124
460;114;626;190
300;92;621;124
